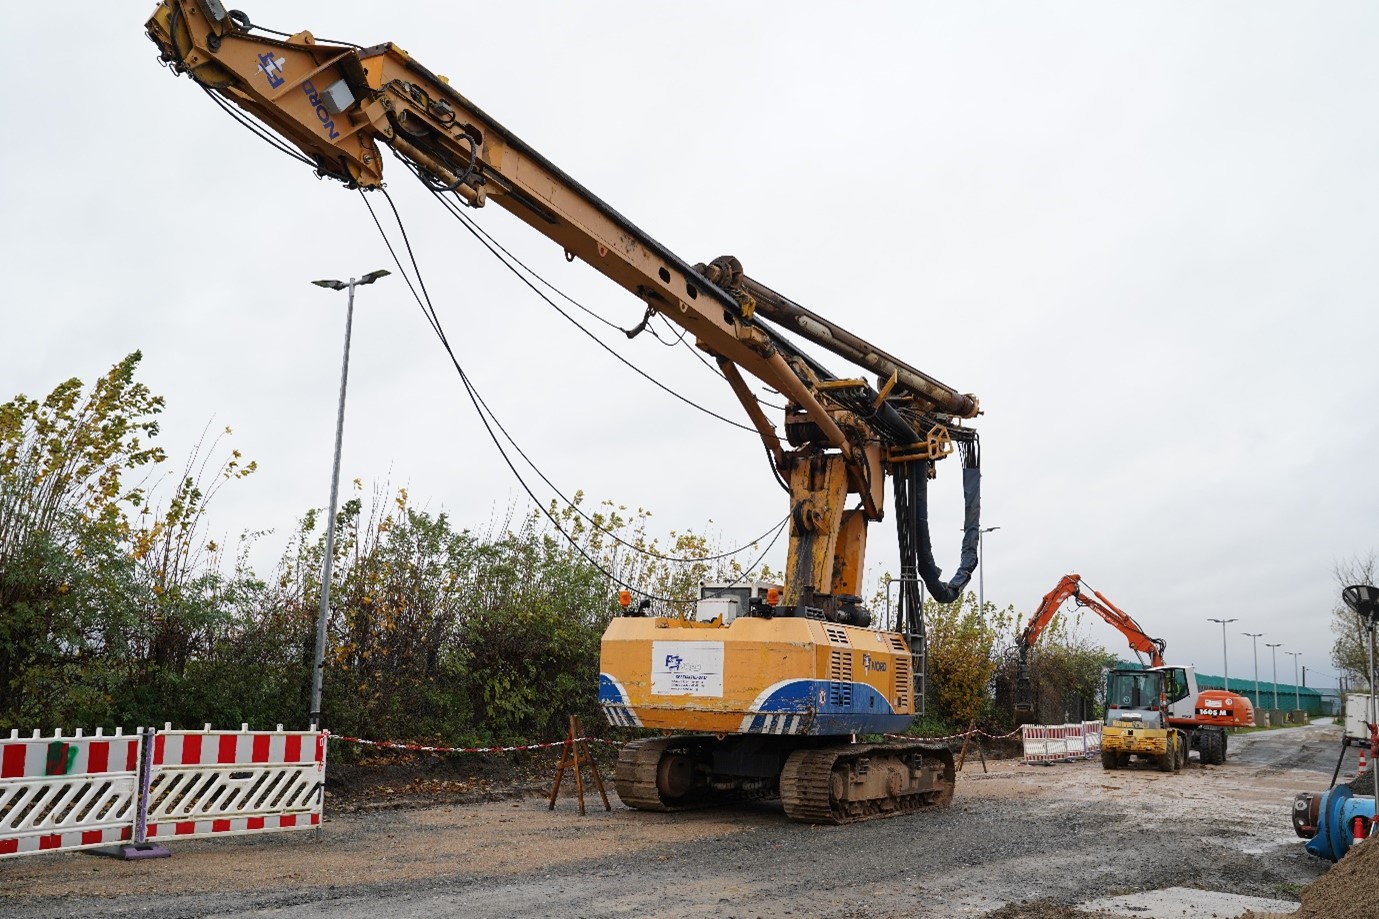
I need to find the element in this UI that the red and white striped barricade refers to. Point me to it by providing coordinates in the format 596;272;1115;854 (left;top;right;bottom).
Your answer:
1062;723;1087;758
1082;720;1103;754
1022;723;1095;764
143;725;326;842
0;728;142;858
1021;724;1057;764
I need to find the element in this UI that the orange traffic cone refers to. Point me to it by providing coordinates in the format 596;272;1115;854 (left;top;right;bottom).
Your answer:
1361;749;1369;773
1352;816;1368;842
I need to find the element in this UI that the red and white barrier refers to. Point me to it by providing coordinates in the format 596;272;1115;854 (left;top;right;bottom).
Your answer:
0;728;142;858
143;725;326;842
1021;722;1101;765
1082;720;1103;754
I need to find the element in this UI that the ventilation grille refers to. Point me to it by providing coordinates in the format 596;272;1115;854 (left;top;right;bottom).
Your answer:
894;656;911;711
829;649;853;707
889;634;907;653
825;626;850;646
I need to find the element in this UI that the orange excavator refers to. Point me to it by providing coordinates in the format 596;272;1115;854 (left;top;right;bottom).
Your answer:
1015;573;1254;770
1014;573;1165;717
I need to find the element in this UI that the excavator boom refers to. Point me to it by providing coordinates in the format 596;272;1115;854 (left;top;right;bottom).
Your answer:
1015;573;1166;715
146;0;980;613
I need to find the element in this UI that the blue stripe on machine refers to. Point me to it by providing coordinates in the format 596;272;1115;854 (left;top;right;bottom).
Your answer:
598;673;642;728
744;679;910;736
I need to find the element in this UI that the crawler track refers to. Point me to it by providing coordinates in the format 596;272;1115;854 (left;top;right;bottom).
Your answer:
614;737;690;812
616;736;955;823
615;736;777;811
780;741;955;825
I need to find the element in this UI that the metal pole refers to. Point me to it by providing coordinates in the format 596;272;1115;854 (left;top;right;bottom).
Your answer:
1208;618;1237;691
310;278;356;730
1286;651;1301;713
308;269;388;730
1243;632;1262;710
1368;622;1376;785
977;526;998;612
1267;642;1281;710
1369;621;1376;745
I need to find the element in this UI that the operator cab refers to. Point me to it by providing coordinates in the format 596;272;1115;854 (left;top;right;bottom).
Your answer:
1105;665;1198;728
1107;670;1160;709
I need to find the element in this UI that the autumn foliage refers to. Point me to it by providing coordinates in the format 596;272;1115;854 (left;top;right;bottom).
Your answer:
2;356;1113;745
0;356;774;743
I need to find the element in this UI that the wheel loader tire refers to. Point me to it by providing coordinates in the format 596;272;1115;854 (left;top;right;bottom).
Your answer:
1102;749;1118;770
1158;736;1175;772
1176;733;1188;770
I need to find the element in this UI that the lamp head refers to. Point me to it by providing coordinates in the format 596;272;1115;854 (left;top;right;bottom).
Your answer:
359;269;391;285
1343;585;1379;624
312;279;347;290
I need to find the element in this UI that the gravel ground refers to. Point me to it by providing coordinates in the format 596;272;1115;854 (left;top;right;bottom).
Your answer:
0;722;1368;919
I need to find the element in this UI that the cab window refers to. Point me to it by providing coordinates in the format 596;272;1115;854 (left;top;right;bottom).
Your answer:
1165;668;1190;705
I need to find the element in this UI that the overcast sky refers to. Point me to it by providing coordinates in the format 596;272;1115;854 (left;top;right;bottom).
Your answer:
3;2;1376;692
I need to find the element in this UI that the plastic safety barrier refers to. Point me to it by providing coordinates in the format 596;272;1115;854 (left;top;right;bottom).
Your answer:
2;725;326;859
143;726;326;842
1021;722;1100;764
0;729;142;858
1082;720;1103;754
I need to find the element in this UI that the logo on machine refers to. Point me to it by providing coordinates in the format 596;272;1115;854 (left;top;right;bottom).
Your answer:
862;653;887;673
257;52;286;89
302;80;342;140
664;654;684;671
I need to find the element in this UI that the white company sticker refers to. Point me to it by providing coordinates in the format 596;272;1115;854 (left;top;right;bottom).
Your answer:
651;641;724;697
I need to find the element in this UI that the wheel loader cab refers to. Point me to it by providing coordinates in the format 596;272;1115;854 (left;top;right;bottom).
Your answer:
1107;670;1159;709
1105;669;1168;729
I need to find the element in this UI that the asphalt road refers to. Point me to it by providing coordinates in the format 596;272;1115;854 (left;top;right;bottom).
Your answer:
0;721;1352;919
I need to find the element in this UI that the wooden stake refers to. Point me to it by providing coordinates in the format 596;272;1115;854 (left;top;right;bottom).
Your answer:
957;720;976;772
548;715;610;813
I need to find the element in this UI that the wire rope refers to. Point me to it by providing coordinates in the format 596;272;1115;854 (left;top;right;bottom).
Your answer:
357;188;787;599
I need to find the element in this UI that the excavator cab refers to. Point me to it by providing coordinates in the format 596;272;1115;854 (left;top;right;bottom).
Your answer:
1162;667;1191;707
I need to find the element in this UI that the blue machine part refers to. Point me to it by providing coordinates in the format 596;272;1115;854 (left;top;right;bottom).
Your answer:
740;679;912;736
1300;784;1377;862
595;674;913;736
597;673;642;728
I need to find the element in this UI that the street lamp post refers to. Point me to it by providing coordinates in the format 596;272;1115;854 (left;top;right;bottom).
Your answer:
977;526;999;612
1207;617;1238;691
1266;642;1282;710
1243;632;1263;709
308;269;390;730
1285;651;1302;713
1341;585;1379;751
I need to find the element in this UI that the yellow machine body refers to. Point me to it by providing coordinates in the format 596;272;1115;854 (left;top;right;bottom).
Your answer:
600;615;914;737
1101;722;1171;757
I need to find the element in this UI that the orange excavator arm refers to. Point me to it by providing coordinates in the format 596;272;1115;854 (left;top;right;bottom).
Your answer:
1015;573;1166;714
